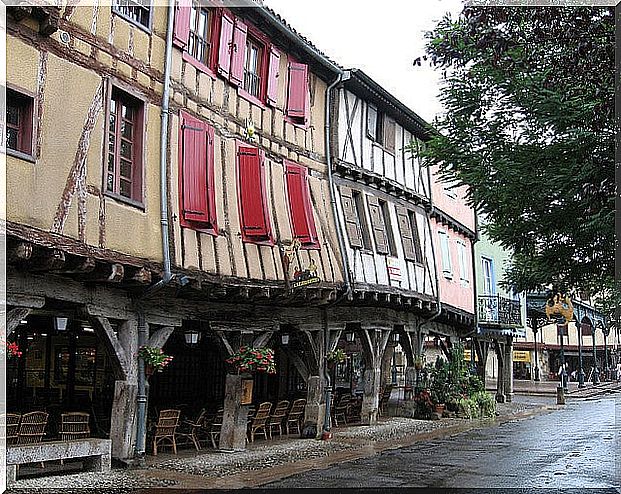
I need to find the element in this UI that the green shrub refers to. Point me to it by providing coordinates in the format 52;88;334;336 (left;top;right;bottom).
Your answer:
473;391;496;418
457;397;480;419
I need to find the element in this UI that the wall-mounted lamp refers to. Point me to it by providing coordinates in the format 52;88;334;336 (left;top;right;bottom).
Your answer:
184;329;200;346
345;331;355;343
392;332;400;343
54;317;69;332
281;333;290;345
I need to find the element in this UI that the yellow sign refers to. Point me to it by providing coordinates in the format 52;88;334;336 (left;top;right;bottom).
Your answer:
513;350;531;363
463;349;478;362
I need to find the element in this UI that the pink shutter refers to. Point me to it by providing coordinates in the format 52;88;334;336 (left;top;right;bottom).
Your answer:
229;19;247;86
266;46;280;106
238;146;269;238
286;162;317;245
173;0;191;49
206;125;217;228
181;112;211;224
217;12;234;78
287;62;308;119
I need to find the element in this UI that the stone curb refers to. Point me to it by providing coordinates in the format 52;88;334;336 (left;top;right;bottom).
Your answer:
137;404;555;490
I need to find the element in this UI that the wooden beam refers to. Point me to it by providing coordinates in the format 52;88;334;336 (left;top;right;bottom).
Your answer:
81;263;125;283
214;330;235;356
29;248;65;271
6;308;32;337
126;266;152;285
6;293;45;309
52;256;96;275
88;315;129;380
147;326;175;349
253;330;274;348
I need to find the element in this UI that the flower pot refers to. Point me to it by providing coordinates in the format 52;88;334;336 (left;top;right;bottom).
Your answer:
434;404;445;417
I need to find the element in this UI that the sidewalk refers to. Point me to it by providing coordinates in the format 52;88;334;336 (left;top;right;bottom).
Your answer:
486;378;621;396
9;400;554;492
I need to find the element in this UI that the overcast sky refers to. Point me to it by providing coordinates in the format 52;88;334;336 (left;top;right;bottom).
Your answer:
264;0;463;123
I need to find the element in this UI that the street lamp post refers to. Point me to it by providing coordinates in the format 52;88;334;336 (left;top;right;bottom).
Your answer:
603;328;610;380
558;323;568;391
533;326;540;382
592;325;600;385
577;322;586;388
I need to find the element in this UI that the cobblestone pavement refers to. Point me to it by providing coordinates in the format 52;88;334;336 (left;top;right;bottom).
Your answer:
266;395;620;490
8;399;550;491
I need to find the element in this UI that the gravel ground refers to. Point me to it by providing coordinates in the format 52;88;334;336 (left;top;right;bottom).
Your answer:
8;398;545;491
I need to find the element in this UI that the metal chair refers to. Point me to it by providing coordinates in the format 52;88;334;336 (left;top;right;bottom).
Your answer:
152;409;181;456
17;411;49;444
60;412;91;441
267;400;289;439
7;413;21;445
176;409;206;451
285;399;306;435
248;402;272;442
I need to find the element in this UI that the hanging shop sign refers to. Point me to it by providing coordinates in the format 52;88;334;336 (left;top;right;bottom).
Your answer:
241;378;254;405
513;350;531;363
280;238;321;289
463;349;479;362
545;293;574;323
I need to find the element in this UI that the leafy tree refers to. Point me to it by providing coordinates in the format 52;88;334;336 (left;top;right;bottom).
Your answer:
416;6;615;305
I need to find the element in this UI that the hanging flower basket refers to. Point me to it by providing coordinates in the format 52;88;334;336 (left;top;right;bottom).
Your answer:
327;349;347;366
138;346;173;374
226;346;276;375
3;341;23;359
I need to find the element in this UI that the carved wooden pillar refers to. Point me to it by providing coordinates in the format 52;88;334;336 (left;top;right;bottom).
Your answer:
360;325;392;425
494;339;506;403
219;374;251;451
503;337;514;403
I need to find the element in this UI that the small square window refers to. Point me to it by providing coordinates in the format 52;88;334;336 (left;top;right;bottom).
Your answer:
188;4;212;66
6;88;34;158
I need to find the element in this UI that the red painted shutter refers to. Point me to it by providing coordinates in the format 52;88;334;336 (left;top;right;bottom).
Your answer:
229;18;247;86
181;112;213;225
173;0;191;49
266;47;280;106
238;146;269;238
287;62;308;120
285;162;318;245
217;12;234;78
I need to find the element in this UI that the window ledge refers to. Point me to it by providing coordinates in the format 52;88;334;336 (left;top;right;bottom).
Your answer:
7;148;36;163
238;88;266;110
182;52;217;79
104;191;145;211
242;237;274;247
285;115;309;130
111;8;152;34
181;222;218;236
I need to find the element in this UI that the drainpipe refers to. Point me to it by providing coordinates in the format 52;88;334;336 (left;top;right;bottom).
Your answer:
321;69;351;439
134;3;176;459
469;209;480;369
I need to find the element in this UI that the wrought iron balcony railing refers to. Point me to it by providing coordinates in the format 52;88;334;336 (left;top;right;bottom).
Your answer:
478;294;522;327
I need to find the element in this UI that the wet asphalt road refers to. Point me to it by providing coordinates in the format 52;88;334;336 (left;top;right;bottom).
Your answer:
264;395;620;490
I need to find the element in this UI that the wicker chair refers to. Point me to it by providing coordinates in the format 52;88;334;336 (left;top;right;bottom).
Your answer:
60;412;91;441
207;409;224;449
152;409;181;456
267;400;289;439
285;399;306;435
176;409;206;451
17;411;48;444
248;402;272;442
7;414;21;445
379;385;393;416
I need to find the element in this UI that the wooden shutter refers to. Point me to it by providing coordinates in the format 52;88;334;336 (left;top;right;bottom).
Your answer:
238;146;269;239
266;46;280;106
286;62;308;120
285;162;318;246
340;187;363;249
172;0;191;49
384;117;396;153
180;112;216;227
396;206;416;261
367;196;389;255
217;12;234;78
229;18;247;86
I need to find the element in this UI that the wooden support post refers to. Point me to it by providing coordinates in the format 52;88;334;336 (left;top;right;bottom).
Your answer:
503;337;514;403
360;326;392;425
494;340;506;403
303;375;324;438
219;374;251;451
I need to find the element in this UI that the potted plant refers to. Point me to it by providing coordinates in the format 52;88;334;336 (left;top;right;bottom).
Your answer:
414;355;425;370
226;346;276;375
327;348;347;367
138;346;173;376
4;341;23;359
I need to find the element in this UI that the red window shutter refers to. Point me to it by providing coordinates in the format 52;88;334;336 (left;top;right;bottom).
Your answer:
173;0;191;49
266;46;280;106
285;162;318;246
180;112;216;227
229;18;247;86
238;146;269;239
217;12;234;78
287;62;308;120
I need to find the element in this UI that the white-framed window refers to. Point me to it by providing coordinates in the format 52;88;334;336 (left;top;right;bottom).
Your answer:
481;257;495;295
457;240;469;285
438;231;452;278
